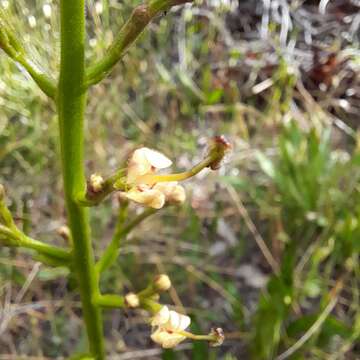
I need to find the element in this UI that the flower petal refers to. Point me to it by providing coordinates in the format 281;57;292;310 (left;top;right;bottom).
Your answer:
124;188;165;209
168;310;181;330
167;310;191;331
151;306;170;326
127;148;172;184
162;333;186;348
143;148;172;169
178;313;191;331
127;148;153;183
151;329;186;348
154;183;186;204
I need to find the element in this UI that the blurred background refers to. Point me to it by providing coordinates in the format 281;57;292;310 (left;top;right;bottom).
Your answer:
0;0;360;358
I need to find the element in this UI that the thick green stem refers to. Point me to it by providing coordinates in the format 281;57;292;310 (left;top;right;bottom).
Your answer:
58;1;104;358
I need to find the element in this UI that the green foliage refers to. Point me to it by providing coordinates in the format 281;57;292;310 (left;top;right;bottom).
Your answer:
250;121;360;359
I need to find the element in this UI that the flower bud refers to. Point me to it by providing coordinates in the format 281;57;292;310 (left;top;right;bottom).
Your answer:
57;226;71;241
153;183;186;206
167;185;185;205
209;327;225;347
88;173;104;193
207;135;232;170
124;292;140;308
154;274;172;292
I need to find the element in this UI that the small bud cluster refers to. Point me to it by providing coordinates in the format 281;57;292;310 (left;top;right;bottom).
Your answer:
124;274;172;310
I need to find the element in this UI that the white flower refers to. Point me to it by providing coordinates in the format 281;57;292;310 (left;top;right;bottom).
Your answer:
122;148;185;209
151;306;191;348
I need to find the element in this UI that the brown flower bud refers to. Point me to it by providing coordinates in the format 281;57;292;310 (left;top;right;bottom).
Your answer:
207;136;232;170
209;327;225;347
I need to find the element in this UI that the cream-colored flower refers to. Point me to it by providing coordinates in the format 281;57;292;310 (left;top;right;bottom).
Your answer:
127;147;172;184
125;185;166;209
153;182;186;205
151;306;191;348
122;148;185;209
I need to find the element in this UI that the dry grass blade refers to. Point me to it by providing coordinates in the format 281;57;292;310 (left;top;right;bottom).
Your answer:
276;277;345;360
226;184;279;273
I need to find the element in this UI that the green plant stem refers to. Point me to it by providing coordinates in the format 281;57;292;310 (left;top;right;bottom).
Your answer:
85;0;194;87
140;298;163;313
0;224;71;263
22;235;70;262
17;56;56;98
96;208;157;275
95;294;125;308
58;1;104;358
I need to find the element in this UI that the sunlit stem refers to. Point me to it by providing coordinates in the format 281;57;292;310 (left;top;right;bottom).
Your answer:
137;155;214;185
